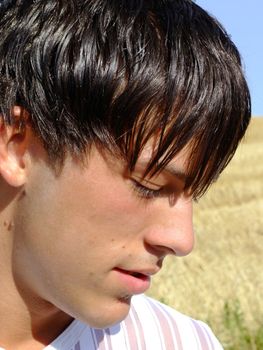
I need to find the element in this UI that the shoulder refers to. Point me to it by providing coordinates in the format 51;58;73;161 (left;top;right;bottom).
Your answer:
125;294;224;349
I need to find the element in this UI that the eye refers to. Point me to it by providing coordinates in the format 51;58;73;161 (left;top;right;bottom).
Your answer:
131;179;164;200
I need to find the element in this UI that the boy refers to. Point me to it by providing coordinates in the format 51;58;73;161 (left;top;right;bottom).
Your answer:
0;0;250;349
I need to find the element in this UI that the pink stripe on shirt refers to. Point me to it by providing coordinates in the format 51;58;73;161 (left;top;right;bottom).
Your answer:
146;298;184;350
124;303;147;349
191;319;211;349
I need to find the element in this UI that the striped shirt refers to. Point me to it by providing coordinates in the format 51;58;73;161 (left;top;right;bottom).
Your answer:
42;295;223;350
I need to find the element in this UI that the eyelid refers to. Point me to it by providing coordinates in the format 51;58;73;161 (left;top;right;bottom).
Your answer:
131;178;195;209
130;166;194;202
131;175;164;190
130;178;162;197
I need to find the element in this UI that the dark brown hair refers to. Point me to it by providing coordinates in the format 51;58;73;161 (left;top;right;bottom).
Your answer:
0;0;251;197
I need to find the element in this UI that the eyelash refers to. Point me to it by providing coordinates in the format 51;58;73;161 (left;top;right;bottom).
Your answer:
131;180;164;199
131;179;195;204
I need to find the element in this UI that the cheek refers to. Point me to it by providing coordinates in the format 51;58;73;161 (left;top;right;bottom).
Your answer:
14;153;149;280
15;168;144;262
63;175;145;238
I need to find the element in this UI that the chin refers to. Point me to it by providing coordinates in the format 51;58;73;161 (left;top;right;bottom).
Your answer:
79;296;132;329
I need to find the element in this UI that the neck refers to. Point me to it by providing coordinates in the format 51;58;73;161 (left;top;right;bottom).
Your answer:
0;213;73;350
0;270;73;349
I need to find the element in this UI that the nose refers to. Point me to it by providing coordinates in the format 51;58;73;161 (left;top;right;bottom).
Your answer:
143;198;194;257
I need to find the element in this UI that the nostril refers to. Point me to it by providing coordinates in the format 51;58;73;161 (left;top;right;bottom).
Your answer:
155;245;177;256
143;219;194;257
145;242;176;259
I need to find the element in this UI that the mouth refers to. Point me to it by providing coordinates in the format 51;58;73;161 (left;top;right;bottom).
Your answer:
126;271;147;278
114;268;151;279
113;268;152;294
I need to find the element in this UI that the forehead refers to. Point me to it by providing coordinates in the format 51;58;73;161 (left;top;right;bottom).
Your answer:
139;140;191;168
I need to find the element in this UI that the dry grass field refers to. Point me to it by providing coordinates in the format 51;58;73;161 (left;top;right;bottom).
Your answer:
147;117;263;349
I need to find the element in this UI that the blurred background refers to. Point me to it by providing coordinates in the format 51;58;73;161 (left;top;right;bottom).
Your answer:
196;0;263;117
147;2;263;349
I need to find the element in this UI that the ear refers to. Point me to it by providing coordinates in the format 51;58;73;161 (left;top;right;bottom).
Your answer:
0;107;32;187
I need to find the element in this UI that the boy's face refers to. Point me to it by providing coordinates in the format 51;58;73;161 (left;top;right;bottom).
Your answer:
12;140;194;328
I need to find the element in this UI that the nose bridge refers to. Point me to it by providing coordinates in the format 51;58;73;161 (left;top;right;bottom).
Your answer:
144;199;194;257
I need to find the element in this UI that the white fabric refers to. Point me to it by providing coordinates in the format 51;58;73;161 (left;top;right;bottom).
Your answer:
43;294;223;350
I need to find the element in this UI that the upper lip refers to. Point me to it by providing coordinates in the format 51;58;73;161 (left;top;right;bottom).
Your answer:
114;267;160;277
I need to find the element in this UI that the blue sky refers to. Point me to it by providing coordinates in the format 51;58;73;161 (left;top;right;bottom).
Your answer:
196;0;263;116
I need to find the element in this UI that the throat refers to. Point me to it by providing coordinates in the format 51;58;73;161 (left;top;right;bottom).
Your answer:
0;287;73;349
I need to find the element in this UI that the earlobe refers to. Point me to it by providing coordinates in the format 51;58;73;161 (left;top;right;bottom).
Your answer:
0;107;31;187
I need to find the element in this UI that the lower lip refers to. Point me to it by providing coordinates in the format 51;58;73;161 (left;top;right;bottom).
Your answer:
113;268;151;295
